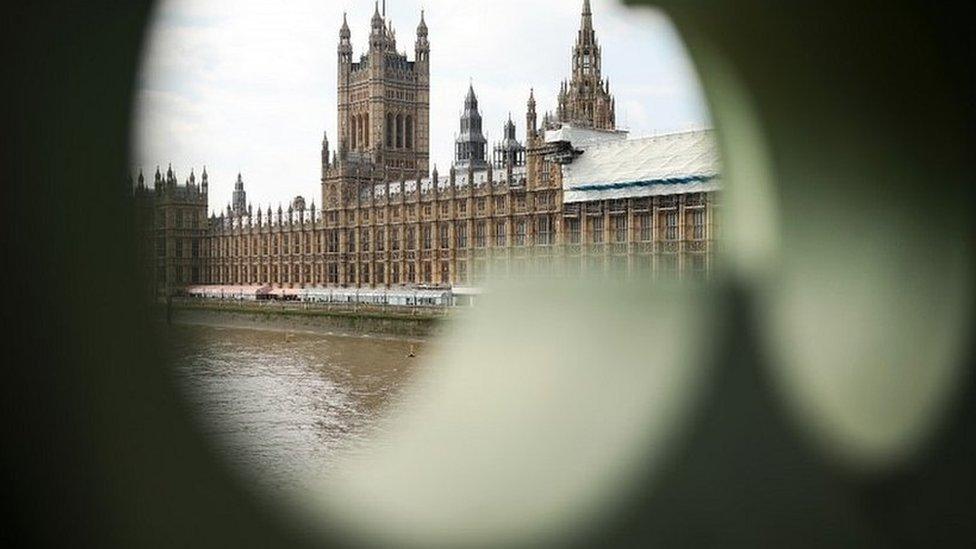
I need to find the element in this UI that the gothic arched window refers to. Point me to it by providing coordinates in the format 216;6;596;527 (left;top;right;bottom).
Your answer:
363;113;370;147
405;115;413;149
396;114;403;149
350;115;358;150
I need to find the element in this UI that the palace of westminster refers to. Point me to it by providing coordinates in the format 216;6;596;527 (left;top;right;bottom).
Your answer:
133;0;720;295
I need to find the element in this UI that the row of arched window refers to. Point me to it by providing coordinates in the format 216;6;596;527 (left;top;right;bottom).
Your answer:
350;112;415;151
351;113;370;149
385;112;414;149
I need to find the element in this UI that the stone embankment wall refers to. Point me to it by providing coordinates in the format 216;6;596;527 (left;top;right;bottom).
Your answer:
168;299;443;338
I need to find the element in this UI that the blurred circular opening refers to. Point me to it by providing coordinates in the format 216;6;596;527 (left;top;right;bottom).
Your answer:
130;0;739;546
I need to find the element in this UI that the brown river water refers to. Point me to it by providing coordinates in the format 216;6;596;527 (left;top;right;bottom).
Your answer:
164;323;425;492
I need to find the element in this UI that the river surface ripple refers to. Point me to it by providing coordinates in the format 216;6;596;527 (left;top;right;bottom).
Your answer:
166;324;423;492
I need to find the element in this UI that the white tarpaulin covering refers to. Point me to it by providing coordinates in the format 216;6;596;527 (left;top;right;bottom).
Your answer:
561;129;721;203
545;125;629;147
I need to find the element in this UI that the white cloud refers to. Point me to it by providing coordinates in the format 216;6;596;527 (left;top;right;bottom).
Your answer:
133;0;711;212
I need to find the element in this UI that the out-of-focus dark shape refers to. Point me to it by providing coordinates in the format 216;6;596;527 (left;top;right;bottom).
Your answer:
1;1;974;548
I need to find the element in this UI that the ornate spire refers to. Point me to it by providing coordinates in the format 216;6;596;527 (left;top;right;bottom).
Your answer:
455;82;488;171
232;172;246;215
371;1;383;31
495;111;525;168
464;81;478;110
557;0;615;130
417;8;427;36
526;88;538;139
321;131;330;170
338;11;352;63
415;8;429;60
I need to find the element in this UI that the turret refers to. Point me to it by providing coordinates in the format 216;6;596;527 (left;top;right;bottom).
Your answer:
454;83;488;171
321;131;330;174
494;112;525;168
338;12;352;65
369;1;384;50
557;0;615;130
526;88;537;141
201;166;208;194
415;9;429;62
232;172;247;216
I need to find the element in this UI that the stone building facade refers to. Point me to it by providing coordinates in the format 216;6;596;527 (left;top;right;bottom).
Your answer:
135;0;720;295
132;165;209;296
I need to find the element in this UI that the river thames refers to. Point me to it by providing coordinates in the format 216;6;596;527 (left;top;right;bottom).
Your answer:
165;323;424;492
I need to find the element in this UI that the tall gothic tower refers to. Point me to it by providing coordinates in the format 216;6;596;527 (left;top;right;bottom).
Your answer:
322;3;430;210
492;113;525;168
453;83;488;171
231;173;246;216
556;0;616;130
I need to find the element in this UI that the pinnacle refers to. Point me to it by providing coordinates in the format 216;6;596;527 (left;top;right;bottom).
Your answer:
417;8;428;35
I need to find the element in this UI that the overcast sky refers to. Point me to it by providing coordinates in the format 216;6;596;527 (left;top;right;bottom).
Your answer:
133;0;711;212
